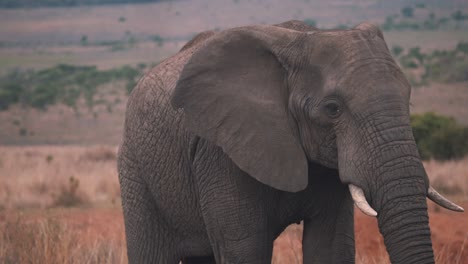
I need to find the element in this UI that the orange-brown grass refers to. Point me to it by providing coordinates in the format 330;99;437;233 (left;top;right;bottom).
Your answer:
0;146;466;263
1;145;466;209
424;157;468;199
0;145;120;209
0;209;126;264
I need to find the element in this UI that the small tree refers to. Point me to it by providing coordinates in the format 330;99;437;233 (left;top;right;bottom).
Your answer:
456;42;468;53
452;10;466;29
391;45;404;57
401;6;414;18
80;35;88;46
411;112;468;160
416;3;425;8
408;47;424;64
303;19;317;27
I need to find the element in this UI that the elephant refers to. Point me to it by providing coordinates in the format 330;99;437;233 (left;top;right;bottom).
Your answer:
117;20;464;264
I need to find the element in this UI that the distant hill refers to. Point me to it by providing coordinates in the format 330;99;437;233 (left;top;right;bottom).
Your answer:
0;0;165;8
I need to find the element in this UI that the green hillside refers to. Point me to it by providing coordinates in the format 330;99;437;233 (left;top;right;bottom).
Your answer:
0;0;164;8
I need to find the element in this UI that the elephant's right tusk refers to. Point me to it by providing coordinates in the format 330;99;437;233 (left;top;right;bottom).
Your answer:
427;186;464;212
349;184;378;217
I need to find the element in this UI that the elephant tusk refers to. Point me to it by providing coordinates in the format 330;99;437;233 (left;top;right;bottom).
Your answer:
427;186;464;212
349;184;378;217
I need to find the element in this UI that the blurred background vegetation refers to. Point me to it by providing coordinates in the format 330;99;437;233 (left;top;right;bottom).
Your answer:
0;0;163;8
1;0;467;159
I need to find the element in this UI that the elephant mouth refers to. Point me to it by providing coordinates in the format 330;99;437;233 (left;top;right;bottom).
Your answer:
348;184;464;217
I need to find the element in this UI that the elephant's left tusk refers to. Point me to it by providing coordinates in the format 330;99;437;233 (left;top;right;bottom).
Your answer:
427;186;464;212
349;184;378;217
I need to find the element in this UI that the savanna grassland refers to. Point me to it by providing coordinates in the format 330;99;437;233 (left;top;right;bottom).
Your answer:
0;0;467;263
0;146;466;263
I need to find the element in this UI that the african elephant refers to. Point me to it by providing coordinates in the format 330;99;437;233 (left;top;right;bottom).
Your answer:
117;20;463;264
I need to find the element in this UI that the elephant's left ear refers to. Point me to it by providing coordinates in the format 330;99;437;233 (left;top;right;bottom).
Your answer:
171;25;308;192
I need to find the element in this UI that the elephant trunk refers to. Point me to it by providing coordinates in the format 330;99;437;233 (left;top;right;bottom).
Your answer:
338;111;436;263
375;173;434;263
369;130;434;263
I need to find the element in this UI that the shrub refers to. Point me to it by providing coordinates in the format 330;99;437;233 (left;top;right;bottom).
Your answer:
52;176;87;207
81;146;117;162
80;35;88;46
401;6;414;18
0;82;23;110
391;45;404;57
423;49;468;83
0;64;143;110
411;112;468;160
150;35;165;47
18;128;27;136
452;10;467;28
456;42;468;54
408;47;424;64
303;19;317;27
415;3;425;8
334;24;348;29
400;56;419;69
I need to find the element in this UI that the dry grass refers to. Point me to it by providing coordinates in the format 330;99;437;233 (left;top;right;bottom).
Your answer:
425;157;468;199
411;82;468;126
0;211;126;264
1;145;466;210
0;145;120;209
0;146;466;263
0;82;128;145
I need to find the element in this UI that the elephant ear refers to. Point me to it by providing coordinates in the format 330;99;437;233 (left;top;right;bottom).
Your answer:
171;26;308;192
275;20;319;32
354;22;385;40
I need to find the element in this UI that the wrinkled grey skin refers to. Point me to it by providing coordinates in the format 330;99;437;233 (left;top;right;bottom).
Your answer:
118;20;435;263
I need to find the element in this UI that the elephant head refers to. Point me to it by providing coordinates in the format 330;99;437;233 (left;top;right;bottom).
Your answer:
172;22;463;263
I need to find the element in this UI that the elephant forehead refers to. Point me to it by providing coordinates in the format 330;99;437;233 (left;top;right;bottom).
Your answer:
306;30;390;65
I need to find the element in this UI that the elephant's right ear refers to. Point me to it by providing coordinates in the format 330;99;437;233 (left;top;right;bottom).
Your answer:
171;26;308;192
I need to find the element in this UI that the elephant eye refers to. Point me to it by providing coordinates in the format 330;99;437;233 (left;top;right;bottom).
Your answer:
323;101;342;118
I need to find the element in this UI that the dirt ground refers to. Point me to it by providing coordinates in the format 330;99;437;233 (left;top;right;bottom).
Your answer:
1;202;466;264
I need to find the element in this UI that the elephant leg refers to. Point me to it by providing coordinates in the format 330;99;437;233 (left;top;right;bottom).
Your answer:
120;176;180;264
182;256;216;264
303;185;355;264
193;147;275;263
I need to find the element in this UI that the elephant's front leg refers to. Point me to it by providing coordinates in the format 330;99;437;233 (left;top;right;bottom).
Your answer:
303;185;355;264
193;146;276;264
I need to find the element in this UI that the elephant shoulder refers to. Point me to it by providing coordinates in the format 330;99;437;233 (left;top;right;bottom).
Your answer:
274;20;319;32
179;30;216;52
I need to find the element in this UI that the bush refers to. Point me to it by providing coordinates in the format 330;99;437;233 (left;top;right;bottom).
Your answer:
423;49;468;83
408;47;424;64
0;64;143;110
303;19;317;27
456;42;468;54
52;176;87;207
401;6;414;18
0;82;23;110
150;35;165;47
391;45;404;57
400;56;419;69
411;112;468;160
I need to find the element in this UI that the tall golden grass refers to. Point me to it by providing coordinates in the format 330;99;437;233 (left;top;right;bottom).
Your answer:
0;211;126;264
0;146;466;263
0;146;121;209
1;145;466;209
